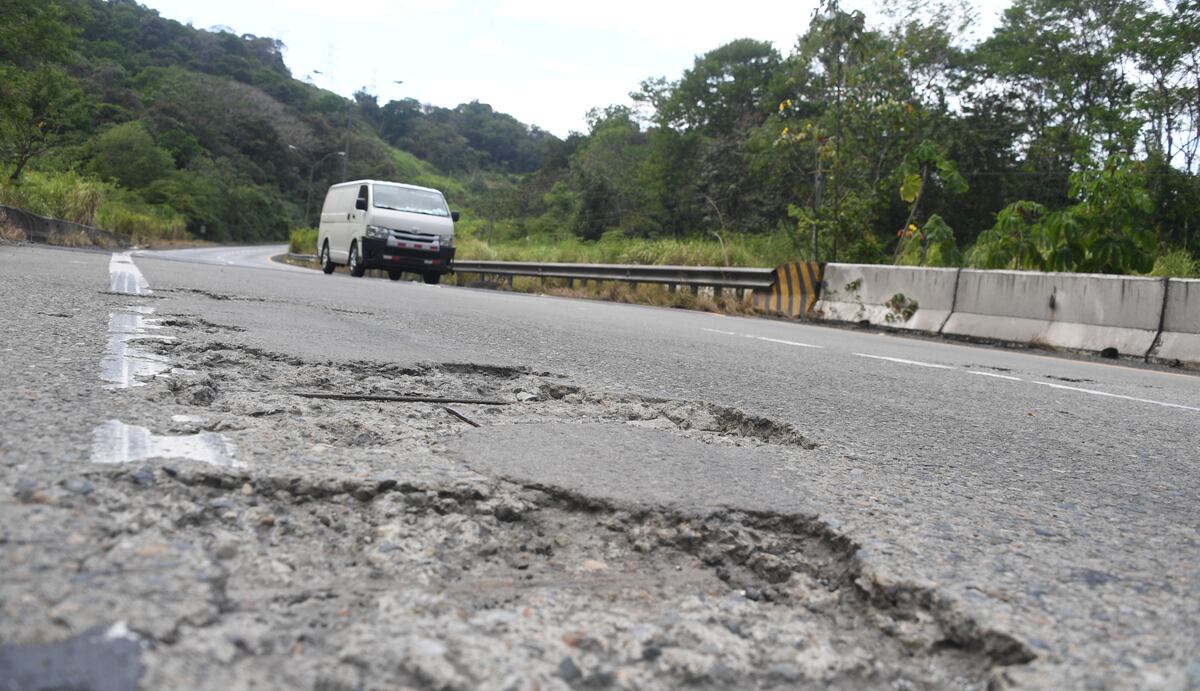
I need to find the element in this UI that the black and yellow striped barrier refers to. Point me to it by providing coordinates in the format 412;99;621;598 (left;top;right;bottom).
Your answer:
753;262;824;318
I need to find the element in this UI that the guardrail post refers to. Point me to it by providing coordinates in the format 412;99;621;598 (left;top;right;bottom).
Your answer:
565;278;574;289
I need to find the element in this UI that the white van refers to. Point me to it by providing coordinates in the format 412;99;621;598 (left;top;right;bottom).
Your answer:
316;180;459;284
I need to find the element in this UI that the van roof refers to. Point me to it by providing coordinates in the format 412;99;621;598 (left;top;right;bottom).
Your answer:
330;180;444;195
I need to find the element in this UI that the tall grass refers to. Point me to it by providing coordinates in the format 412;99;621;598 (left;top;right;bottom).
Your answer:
455;228;802;268
0;170;103;224
0;170;188;244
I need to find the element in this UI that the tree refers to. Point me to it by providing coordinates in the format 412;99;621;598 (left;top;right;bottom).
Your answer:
0;0;81;66
896;214;962;266
975;0;1144;165
892;140;967;261
86;121;176;189
0;65;89;180
569;107;650;240
640;39;782;135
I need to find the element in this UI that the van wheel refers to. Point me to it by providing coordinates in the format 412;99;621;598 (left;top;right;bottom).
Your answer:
422;272;441;285
348;241;365;277
319;242;335;274
388;270;402;281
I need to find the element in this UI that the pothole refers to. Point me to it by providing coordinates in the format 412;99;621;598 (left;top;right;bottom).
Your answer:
8;462;1030;690
141;338;818;452
62;319;1036;689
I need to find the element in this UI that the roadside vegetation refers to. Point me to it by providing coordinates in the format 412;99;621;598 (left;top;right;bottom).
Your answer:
2;0;1198;276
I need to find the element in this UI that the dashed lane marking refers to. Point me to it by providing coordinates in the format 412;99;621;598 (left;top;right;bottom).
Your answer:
853;353;955;369
90;419;243;468
1033;381;1200;413
701;328;823;349
705;328;1197;414
969;371;1023;381
108;252;151;295
100;307;174;389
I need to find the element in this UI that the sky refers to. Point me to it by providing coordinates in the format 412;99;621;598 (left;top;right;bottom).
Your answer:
138;0;1012;138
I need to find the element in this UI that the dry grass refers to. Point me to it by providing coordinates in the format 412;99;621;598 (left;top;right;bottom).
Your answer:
452;273;761;317
139;238;215;250
281;255;767;317
47;229;123;249
0;213;26;243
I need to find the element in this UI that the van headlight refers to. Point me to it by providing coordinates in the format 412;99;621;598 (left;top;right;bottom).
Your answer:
441;234;454;247
365;225;390;239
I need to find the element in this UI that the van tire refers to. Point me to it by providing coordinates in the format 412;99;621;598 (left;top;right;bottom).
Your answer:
320;242;335;274
348;241;365;277
388;270;402;281
422;272;441;285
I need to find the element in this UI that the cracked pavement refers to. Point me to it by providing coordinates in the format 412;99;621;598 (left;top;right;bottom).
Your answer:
1;244;1198;690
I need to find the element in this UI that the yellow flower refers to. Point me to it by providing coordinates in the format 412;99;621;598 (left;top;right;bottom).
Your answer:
782;127;790;136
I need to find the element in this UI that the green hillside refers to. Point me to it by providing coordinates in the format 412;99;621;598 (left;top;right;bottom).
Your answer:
0;0;560;242
1;0;1198;277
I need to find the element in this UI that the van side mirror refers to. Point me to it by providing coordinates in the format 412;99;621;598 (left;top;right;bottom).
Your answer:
451;211;460;222
355;198;368;211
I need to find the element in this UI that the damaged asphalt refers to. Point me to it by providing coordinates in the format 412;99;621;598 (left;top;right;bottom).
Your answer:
1;245;1198;689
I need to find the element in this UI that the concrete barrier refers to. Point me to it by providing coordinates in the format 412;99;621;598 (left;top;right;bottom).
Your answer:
814;264;959;333
1148;278;1200;366
942;270;1167;358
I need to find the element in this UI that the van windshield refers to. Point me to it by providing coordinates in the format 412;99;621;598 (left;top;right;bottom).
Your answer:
372;185;449;217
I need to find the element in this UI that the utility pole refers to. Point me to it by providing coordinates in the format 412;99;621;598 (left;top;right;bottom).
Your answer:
342;105;351;181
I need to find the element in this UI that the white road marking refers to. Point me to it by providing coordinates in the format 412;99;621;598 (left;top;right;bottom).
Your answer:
108;252;151;295
104;621;138;642
701;327;823;348
853;353;956;369
969;371;1023;381
90;419;243;468
751;335;823;349
171;414;207;423
100;307;174;388
1033;381;1200;412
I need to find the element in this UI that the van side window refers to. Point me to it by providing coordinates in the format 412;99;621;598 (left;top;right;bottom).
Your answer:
357;185;368;206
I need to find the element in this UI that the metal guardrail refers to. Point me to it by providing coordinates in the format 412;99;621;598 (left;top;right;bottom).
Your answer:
286;253;775;292
452;260;776;290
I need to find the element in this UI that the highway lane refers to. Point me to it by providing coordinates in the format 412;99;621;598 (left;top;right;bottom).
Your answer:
141;244;1200;411
2;243;1198;689
141;245;1200;688
137;243;310;273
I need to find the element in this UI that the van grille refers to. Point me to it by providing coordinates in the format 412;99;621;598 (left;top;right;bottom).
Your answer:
392;229;440;244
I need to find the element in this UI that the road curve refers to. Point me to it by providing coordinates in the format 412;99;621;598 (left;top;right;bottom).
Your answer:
137;244;310;273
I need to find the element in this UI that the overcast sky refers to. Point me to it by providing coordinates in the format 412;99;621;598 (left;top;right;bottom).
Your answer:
138;0;1011;137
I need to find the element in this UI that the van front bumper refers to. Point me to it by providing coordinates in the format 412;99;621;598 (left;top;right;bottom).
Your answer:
361;237;455;272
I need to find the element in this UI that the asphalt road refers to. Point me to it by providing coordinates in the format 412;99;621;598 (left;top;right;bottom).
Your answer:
2;243;1197;690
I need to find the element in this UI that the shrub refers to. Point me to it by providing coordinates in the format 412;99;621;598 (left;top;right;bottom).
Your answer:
289;227;318;254
1150;249;1199;278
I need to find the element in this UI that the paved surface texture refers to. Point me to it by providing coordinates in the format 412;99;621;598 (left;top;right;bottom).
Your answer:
1;243;1197;690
